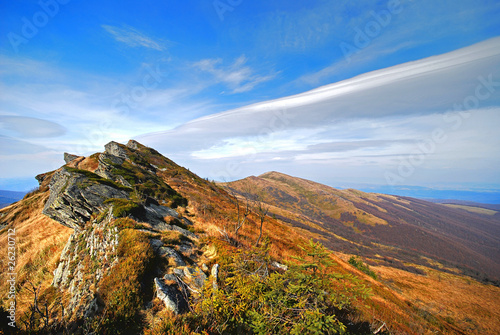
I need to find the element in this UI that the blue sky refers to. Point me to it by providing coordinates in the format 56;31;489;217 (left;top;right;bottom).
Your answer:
1;0;500;202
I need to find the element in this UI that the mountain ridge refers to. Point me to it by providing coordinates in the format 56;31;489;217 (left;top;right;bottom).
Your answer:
227;172;500;284
1;140;499;334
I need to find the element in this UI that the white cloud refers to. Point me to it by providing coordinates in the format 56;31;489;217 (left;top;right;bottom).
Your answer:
138;38;500;185
102;24;167;51
193;56;276;93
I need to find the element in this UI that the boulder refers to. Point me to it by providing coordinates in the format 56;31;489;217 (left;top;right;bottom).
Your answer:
64;153;80;164
183;267;207;291
154;278;188;314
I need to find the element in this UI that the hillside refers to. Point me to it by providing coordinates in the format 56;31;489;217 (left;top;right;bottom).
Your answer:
227;172;500;284
1;141;499;334
0;191;26;209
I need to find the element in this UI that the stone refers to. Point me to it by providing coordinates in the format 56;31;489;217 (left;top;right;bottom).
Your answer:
183;267;207;291
170;225;197;240
181;217;193;226
173;268;184;278
64;153;80;164
163;274;177;282
150;239;164;252
126;139;140;150
272;261;288;271
158;247;186;266
211;264;220;291
154;278;188;315
104;141;129;159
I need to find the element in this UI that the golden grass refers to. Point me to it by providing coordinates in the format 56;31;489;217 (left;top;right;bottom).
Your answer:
374;264;500;334
0;191;73;320
443;204;498;216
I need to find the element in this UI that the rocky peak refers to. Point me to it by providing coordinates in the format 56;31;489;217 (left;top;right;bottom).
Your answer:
64;152;80;164
104;141;129;159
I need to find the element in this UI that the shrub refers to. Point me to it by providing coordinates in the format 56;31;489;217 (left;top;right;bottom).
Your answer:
348;256;378;280
175;240;372;334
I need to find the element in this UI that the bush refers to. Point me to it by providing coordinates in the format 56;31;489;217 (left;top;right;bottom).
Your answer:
348;256;378;280
162;240;372;335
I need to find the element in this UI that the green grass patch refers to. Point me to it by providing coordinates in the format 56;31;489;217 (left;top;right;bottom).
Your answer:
348;256;378;280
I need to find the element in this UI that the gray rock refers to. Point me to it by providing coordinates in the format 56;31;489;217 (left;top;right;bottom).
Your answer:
43;168;130;230
170;225;197;240
150;239;164;252
158;247;186;266
181;217;193;226
104;141;129;159
143;204;180;228
64;153;80;164
272;261;288;271
163;274;177;282
178;243;194;256
154;278;188;314
126;139;140;150
211;264;220;291
183;267;207;291
173;268;184;278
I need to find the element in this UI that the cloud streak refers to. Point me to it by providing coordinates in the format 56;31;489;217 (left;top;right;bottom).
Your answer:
193;56;276;93
102;24;167;51
138;37;500;185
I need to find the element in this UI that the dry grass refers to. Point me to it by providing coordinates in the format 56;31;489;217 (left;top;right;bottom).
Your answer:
443;204;498;216
374;264;500;334
0;191;73;319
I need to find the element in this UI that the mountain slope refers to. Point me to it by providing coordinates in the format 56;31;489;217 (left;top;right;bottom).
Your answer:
1;141;499;334
227;172;500;284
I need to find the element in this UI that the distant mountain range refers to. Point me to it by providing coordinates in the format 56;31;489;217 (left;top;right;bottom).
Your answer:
0;190;25;208
352;184;500;204
227;172;500;285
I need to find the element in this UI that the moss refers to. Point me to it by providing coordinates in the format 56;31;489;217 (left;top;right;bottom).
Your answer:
105;199;145;218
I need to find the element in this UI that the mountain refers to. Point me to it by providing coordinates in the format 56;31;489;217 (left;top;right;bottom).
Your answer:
1;140;499;334
0;190;26;209
425;199;500;212
226;172;500;284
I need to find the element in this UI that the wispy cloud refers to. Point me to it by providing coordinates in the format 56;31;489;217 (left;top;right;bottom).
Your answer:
102;24;167;51
193;56;276;93
138;38;500;184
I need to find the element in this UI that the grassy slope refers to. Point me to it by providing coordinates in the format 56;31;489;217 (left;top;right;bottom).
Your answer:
225;171;500;334
0;190;73;321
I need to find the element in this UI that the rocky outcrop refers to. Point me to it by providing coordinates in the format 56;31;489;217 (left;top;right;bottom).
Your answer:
43;168;130;230
104;141;129;159
52;208;119;321
44;140;209;326
64;153;80;164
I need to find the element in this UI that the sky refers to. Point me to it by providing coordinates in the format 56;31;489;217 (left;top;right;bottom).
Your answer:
1;0;500;202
